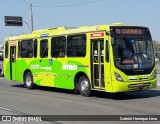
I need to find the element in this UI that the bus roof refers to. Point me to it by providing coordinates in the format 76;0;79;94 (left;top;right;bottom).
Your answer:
4;23;144;41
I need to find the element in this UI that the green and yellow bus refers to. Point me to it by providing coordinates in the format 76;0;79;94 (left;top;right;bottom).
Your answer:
4;23;157;96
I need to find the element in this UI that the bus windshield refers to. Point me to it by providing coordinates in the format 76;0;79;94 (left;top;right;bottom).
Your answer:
112;37;154;71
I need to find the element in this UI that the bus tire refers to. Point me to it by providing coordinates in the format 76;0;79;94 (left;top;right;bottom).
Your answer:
24;72;35;89
78;76;91;96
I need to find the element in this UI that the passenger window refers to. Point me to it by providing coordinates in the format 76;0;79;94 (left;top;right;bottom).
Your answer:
67;34;86;57
34;39;37;58
21;39;34;58
40;39;48;58
51;36;66;58
5;42;8;58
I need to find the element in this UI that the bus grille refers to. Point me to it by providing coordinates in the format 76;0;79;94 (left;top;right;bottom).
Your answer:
129;77;149;81
128;82;151;91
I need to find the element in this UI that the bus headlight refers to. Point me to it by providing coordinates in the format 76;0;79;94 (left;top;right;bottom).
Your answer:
114;72;124;82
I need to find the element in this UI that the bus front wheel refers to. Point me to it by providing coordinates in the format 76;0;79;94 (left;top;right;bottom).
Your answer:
78;76;91;96
24;72;35;89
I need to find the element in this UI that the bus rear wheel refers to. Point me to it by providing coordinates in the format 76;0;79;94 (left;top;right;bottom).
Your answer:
24;72;35;89
78;76;91;96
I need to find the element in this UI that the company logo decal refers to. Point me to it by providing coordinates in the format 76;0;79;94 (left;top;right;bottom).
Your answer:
63;64;77;70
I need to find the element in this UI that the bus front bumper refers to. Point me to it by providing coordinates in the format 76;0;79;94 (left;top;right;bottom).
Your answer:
110;78;157;93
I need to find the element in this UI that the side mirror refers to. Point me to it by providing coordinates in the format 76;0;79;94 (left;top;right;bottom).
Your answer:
105;31;110;35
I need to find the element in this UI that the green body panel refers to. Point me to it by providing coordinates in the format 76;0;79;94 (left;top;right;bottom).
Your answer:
6;57;89;90
4;61;10;80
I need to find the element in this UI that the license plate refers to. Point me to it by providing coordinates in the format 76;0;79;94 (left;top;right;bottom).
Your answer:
138;83;145;88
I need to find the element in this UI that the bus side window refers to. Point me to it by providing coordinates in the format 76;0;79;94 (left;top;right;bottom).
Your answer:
34;39;37;58
40;39;48;58
5;42;8;58
67;34;86;57
21;39;34;58
51;36;66;58
18;41;21;58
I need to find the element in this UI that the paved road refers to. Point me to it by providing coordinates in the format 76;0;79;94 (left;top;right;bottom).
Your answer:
0;77;160;124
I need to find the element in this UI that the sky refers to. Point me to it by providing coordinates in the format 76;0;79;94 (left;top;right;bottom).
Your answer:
0;0;160;43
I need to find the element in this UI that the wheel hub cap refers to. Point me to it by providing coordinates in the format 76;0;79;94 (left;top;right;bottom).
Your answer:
26;76;32;87
81;80;89;93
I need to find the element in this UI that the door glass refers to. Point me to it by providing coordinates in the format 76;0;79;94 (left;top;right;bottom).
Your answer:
101;65;105;87
100;40;104;63
10;47;16;80
93;41;98;63
92;39;105;88
94;64;99;86
11;47;16;62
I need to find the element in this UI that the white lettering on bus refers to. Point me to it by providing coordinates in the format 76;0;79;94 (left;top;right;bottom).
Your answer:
90;32;104;37
31;64;51;70
63;64;77;70
31;64;40;69
92;34;101;37
40;67;51;70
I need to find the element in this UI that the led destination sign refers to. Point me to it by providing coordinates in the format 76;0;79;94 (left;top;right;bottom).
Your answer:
115;29;142;35
111;27;149;36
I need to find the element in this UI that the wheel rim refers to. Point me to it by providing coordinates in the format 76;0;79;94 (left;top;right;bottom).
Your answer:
26;75;32;87
80;79;89;93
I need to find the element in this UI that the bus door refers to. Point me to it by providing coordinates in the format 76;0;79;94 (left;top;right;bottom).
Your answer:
10;46;16;80
91;39;105;89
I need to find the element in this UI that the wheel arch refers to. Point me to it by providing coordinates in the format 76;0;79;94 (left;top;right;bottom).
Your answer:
74;71;90;88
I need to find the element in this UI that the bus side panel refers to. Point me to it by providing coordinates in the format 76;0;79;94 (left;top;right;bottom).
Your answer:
34;58;56;87
32;58;90;90
55;59;90;89
4;43;11;80
4;60;11;80
15;59;31;83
